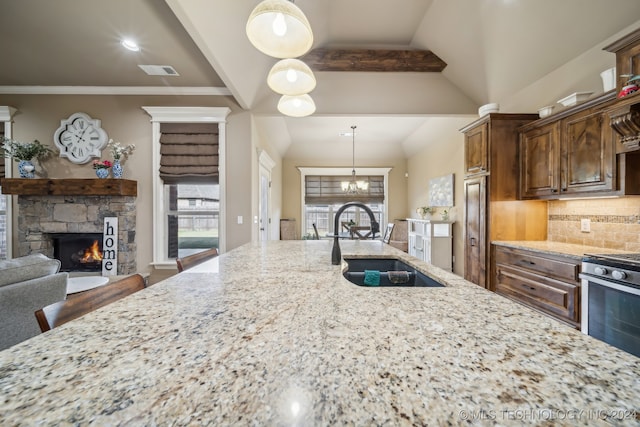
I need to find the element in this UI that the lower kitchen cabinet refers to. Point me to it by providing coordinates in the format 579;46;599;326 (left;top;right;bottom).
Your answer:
492;244;581;328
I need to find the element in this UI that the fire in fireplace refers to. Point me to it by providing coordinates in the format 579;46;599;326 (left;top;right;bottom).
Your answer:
53;233;104;272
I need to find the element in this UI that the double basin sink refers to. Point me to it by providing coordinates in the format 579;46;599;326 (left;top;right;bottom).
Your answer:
342;258;444;287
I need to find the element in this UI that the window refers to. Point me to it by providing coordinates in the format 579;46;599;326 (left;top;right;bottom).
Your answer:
167;184;219;258
304;203;384;238
142;107;230;268
0;106;16;260
298;167;392;240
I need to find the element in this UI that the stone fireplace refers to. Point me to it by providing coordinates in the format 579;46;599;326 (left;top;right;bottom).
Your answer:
0;179;137;275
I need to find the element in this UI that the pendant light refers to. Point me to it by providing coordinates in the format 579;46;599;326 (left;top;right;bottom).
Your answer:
267;58;316;95
246;0;313;59
277;94;316;117
341;126;369;193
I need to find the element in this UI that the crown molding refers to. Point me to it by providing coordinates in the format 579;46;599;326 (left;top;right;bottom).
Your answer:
0;86;232;96
0;106;17;121
142;106;231;122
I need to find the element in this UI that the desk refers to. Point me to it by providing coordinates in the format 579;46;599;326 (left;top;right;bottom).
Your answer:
66;276;109;295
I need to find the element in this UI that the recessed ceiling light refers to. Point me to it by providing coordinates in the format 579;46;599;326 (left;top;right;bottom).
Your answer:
121;39;140;52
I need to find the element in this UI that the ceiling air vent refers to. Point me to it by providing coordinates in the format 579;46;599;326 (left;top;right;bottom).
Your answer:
138;65;180;76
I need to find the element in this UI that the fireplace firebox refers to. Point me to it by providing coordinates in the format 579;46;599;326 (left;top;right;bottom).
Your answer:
53;233;104;273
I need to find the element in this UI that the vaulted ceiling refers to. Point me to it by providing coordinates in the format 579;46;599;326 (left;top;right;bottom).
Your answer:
1;0;640;160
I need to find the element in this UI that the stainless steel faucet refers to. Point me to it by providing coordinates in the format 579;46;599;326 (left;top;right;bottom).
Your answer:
331;202;380;265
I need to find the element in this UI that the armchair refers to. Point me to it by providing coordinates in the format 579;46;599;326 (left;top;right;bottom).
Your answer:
0;254;68;350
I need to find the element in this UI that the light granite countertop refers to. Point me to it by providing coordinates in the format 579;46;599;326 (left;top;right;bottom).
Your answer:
1;241;639;425
492;240;634;261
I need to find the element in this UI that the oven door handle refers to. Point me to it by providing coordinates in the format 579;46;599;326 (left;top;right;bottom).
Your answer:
580;274;640;295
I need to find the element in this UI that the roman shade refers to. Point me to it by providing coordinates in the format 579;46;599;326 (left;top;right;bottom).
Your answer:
159;123;219;184
305;175;384;204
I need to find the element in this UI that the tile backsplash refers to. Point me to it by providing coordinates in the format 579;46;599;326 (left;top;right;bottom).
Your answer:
548;198;640;251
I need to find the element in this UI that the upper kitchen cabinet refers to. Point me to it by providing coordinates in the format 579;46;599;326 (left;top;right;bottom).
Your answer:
520;91;640;200
461;113;538;178
464;122;488;176
520;121;560;198
563;108;615;194
463;114;539;180
520;101;615;199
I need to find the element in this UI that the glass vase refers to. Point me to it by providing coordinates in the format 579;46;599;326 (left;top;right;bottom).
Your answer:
112;160;123;179
95;168;109;179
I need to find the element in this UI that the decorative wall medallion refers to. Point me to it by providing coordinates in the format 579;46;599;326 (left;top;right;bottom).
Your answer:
53;112;108;164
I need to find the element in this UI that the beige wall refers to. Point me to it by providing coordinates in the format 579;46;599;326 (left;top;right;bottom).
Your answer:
281;157;408;237
406;117;470;277
0;94;255;277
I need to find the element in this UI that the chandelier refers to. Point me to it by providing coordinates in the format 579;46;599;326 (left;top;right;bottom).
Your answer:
341;125;369;194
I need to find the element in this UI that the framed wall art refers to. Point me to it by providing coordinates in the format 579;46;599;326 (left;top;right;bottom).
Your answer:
428;173;454;207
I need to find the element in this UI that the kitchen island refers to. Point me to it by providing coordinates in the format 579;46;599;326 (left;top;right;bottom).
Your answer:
1;240;638;425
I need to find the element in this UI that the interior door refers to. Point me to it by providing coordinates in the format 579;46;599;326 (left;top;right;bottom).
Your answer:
464;177;487;288
259;164;270;242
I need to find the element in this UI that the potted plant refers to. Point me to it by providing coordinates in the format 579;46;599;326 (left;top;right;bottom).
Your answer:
107;139;135;179
416;206;434;219
1;137;53;178
92;159;112;179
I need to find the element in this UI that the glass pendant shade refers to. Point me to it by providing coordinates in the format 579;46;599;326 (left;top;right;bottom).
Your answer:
268;59;316;95
246;0;314;59
277;94;316;117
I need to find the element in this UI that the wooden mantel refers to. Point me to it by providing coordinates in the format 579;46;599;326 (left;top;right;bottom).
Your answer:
0;178;137;197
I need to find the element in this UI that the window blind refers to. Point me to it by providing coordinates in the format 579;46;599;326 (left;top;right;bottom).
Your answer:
305;175;384;204
159;123;219;184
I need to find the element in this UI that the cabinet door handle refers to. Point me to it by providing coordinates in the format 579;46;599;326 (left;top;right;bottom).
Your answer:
522;283;536;291
551;188;558;193
470;237;476;246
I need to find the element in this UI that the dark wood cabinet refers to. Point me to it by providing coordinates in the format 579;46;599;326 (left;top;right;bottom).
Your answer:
460;114;546;289
520;122;560;198
519;91;640;199
562;109;615;194
463;177;486;287
464;123;488;176
493;245;581;328
520;107;615;199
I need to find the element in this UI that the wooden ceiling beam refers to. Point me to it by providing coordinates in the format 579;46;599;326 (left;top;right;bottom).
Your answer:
301;48;447;72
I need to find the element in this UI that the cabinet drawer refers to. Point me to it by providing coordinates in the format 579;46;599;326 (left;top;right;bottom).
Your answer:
495;265;579;324
494;247;579;283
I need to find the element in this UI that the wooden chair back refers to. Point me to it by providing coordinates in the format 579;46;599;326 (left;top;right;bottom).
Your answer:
35;274;146;332
312;223;320;240
176;248;219;272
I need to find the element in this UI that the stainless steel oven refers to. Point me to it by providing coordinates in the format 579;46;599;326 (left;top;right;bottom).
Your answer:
580;254;640;358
